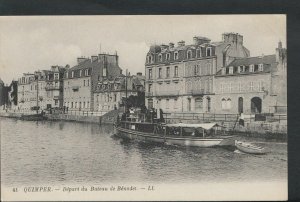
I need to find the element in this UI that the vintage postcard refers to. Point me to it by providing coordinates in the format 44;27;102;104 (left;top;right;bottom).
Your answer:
0;15;287;201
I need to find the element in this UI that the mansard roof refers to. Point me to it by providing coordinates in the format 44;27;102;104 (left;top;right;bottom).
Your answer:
229;54;276;67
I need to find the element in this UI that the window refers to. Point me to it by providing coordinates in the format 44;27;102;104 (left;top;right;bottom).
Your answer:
238;82;242;92
194;65;197;75
207;97;211;112
226;98;231;109
166;53;170;60
187;50;192;59
229;66;233;74
207;63;212;75
196;49;201;58
85;69;90;76
54;73;59;80
250;81;254;91
148;84;152;92
174;52;178;60
114;94;117;102
148;69;152;79
87;79;89;86
220;84;224;93
166;67;170;78
166;99;169;109
84;80;85;86
158;54;162;62
195;98;203;111
158;68;162;78
206;47;212;57
258;64;263;71
103;67;107;77
79;70;82;77
249;64;254;72
174;99;178;109
221;98;231;110
147;55;151;63
229;83;233;92
174;66;178;77
71;71;74;78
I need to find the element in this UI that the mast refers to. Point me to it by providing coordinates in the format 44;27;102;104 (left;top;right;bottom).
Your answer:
125;69;128;113
36;74;39;114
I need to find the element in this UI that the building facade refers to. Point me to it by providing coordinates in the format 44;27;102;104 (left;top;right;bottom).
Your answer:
214;42;287;115
63;53;122;111
93;73;145;113
17;66;65;110
145;33;250;113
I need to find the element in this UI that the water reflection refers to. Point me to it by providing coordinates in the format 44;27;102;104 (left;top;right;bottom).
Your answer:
1;118;287;186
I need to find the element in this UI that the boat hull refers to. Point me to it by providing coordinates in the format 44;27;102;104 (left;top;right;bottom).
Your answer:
20;114;48;121
115;126;234;147
235;141;266;154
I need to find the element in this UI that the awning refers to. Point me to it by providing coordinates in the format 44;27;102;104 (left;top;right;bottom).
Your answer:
165;122;223;130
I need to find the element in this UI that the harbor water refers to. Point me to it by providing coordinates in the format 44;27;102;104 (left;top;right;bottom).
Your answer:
1;117;287;186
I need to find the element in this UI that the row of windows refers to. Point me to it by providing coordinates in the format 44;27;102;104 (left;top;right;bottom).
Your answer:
220;81;264;93
66;69;91;78
186;63;213;76
147;47;213;64
96;94;118;102
222;64;264;75
148;66;178;79
19;73;60;84
64;101;90;109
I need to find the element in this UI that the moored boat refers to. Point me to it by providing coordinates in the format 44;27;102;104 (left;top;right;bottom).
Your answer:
235;140;266;154
20;113;47;121
114;113;235;147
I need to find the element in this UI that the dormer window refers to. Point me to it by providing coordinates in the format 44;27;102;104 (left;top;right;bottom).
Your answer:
85;69;90;76
187;50;192;59
54;73;59;80
258;64;263;71
166;53;170;60
158;54;162;62
174;51;179;60
206;47;212;57
249;64;254;72
196;48;201;58
238;65;245;73
147;55;150;63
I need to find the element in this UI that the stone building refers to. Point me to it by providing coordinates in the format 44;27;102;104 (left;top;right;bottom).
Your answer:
17;66;66;110
63;53;122;111
93;72;145;113
145;33;250;113
0;78;8;108
214;42;287;115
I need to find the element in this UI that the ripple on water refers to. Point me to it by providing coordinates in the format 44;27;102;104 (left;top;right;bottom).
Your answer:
1;118;287;186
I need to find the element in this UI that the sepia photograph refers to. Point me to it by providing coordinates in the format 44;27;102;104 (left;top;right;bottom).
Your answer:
0;15;287;201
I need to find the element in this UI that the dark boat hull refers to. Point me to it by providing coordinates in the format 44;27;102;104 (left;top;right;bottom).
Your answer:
20;113;47;121
115;126;235;147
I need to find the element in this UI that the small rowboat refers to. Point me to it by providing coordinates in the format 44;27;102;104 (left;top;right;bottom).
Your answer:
235;140;266;154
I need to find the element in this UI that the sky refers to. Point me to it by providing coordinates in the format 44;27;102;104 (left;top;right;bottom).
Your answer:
0;15;286;84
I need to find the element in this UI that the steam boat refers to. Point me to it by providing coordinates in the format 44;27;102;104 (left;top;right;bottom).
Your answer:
114;110;235;147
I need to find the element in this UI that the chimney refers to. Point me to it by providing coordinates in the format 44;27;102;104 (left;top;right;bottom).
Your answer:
278;41;282;49
169;42;174;48
177;40;185;47
137;72;142;76
91;55;98;62
77;57;87;64
193;36;200;45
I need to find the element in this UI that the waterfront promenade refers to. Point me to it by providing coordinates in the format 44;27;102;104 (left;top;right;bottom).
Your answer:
0;108;287;139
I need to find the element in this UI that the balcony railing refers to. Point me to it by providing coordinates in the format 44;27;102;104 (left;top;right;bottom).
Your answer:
145;92;153;96
155;90;179;96
187;89;211;95
45;86;61;91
